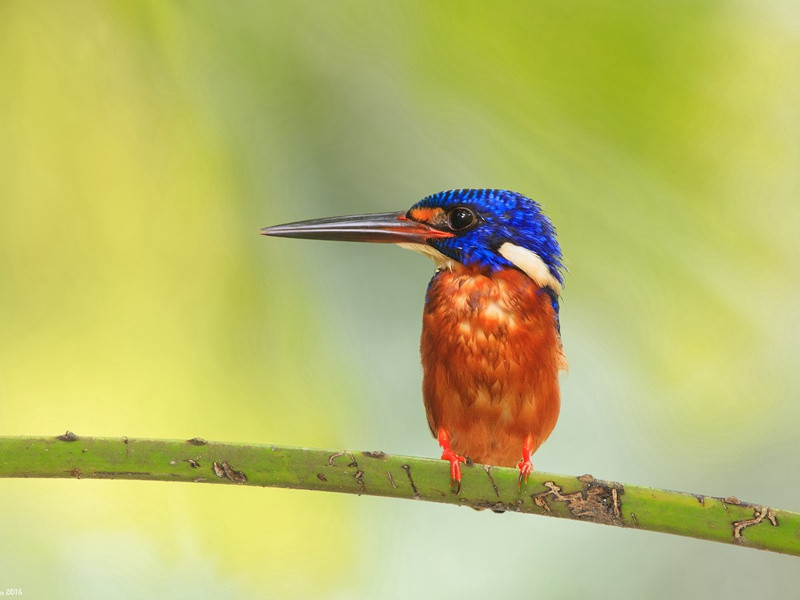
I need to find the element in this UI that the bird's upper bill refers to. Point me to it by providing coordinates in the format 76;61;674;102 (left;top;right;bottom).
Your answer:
259;211;455;244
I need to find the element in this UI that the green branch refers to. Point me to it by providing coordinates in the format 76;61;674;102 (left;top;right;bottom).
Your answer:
0;433;797;556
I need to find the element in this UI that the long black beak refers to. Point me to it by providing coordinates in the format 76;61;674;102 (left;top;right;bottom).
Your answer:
260;211;454;244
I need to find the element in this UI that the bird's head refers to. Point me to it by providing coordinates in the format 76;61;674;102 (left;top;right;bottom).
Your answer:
261;189;564;293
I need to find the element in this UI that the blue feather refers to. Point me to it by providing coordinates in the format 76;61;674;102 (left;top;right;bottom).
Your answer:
411;189;565;285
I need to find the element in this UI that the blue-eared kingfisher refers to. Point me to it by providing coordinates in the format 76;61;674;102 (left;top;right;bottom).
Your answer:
261;189;566;492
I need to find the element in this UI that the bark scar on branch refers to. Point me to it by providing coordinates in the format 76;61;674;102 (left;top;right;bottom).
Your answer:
733;506;778;542
401;464;419;498
212;460;247;483
531;476;624;526
483;465;500;498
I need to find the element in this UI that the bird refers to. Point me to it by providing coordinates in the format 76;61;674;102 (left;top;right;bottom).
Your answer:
260;189;566;492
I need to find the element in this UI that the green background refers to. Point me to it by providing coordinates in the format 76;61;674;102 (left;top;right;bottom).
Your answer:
2;1;799;597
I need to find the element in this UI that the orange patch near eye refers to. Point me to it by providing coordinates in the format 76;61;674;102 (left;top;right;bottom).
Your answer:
409;207;444;223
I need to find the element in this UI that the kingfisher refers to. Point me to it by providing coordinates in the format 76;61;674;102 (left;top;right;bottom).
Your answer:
261;189;566;492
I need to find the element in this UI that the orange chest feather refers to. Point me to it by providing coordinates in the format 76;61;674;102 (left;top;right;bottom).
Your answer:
419;266;565;466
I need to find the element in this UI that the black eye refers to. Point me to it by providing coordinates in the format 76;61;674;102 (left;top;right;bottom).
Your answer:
448;207;476;231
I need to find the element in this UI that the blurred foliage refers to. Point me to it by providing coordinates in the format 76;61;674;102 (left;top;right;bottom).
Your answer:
1;1;799;598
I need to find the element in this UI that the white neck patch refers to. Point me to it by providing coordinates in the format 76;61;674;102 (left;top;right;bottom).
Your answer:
498;242;562;293
397;243;455;272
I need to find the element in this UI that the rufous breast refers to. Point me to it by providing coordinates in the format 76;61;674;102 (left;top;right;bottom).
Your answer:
420;265;566;467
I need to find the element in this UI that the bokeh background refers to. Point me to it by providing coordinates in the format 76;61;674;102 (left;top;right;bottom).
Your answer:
2;1;800;598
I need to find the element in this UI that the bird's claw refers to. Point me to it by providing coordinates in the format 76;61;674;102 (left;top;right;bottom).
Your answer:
441;448;466;494
517;458;533;488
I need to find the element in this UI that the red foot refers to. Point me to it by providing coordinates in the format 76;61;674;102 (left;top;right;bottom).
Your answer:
517;458;533;487
517;436;534;488
437;428;466;494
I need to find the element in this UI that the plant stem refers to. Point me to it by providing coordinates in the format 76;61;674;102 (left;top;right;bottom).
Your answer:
0;433;797;556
